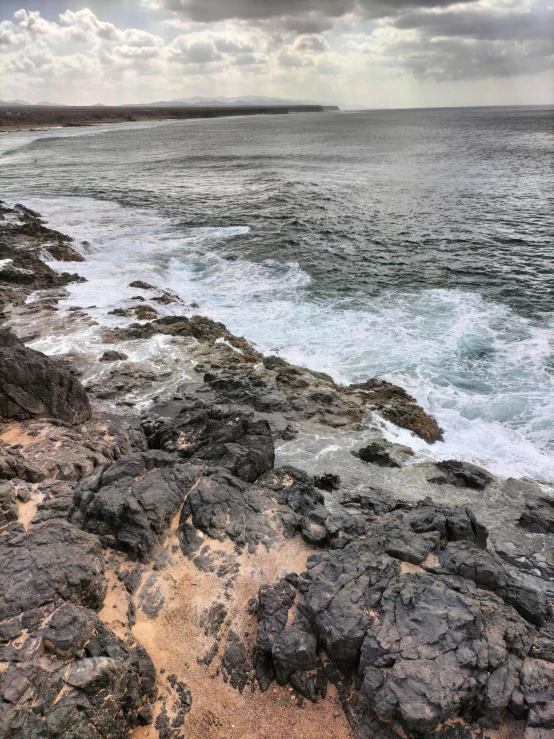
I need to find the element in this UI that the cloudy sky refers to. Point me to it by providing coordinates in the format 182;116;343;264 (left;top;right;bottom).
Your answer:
1;0;552;107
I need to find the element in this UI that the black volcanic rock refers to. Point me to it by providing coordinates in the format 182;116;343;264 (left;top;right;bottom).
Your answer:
0;520;106;622
429;459;493;489
178;466;323;556
144;398;274;483
69;450;202;562
519;495;554;535
0;346;91;424
253;487;553;738
0;603;156;739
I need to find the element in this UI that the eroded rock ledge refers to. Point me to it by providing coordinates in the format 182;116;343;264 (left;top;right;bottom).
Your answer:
0;202;553;739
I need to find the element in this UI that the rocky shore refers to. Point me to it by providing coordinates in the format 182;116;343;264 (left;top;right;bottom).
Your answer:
0;200;553;739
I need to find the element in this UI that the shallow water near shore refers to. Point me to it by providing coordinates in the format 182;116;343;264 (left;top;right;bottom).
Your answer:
2;106;554;481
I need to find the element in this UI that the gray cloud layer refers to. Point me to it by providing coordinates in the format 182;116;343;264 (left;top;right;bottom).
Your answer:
156;0;553;81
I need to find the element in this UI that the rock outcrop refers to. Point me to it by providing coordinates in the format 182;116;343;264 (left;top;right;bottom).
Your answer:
0;602;156;738
1;201;553;739
0;345;91;423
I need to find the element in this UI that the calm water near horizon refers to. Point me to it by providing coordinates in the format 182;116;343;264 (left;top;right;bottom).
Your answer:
2;105;554;480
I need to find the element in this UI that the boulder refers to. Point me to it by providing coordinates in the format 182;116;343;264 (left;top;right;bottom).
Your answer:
70;450;202;561
354;440;414;468
0;346;91;424
429;459;493;489
0;520;106;622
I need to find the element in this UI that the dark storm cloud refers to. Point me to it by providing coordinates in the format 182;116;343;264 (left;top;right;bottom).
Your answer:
394;4;554;41
158;0;481;24
382;0;554;80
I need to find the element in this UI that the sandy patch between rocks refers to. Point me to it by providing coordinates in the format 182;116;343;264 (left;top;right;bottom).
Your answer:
122;528;351;739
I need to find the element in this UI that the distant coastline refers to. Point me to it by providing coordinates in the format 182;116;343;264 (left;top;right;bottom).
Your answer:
0;103;340;132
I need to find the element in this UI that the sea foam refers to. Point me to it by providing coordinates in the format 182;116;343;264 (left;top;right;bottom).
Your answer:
15;195;554;482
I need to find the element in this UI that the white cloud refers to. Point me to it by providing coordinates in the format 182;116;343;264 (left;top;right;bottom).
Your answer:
0;2;552;106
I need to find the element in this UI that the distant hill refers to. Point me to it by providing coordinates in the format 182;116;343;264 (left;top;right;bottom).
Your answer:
126;95;362;110
0;99;30;105
36;101;64;106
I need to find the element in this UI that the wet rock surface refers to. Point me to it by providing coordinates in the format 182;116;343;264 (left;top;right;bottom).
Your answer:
1;203;553;739
0;200;85;313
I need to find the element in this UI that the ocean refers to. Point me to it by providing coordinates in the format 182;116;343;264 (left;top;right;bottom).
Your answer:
1;105;553;480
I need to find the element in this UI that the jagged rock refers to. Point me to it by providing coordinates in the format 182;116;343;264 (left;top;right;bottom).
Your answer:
346;378;444;443
0;346;91;423
0;481;18;528
435;540;552;626
429;459;493;489
0;520;106;622
520;496;554;535
102;315;258;357
70;450;202;561
31;480;75;524
256;578;297;655
145;398;274;483
272;624;317;684
253;484;551;737
313;473;340;491
99;350;128;362
0;201;85;313
0;603;156;739
179;465;322;556
354;440;414;468
0;413;144;482
514;659;554;728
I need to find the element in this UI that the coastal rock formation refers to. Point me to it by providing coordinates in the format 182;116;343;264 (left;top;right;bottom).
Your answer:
0;602;156;738
0;412;144;482
0;519;106;620
143;397;275;483
1;203;553;739
253;490;554;738
0;200;85;312
0;345;91;423
70;450;203;561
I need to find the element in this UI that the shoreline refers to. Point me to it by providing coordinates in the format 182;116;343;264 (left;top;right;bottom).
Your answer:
0;103;337;133
1;200;553;739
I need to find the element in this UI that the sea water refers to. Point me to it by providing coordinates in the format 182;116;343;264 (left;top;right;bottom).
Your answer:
1;106;553;480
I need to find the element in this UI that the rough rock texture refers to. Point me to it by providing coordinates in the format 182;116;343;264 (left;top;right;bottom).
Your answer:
0;602;156;739
255;489;554;739
0;519;106;621
429;459;494;490
70;450;203;561
0;412;145;482
354;440;414;468
143;397;275;483
520;495;554;535
0;200;85;312
0;346;91;423
179;465;323;557
200;361;443;442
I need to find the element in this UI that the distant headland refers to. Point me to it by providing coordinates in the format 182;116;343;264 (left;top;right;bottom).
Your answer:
0;102;340;132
